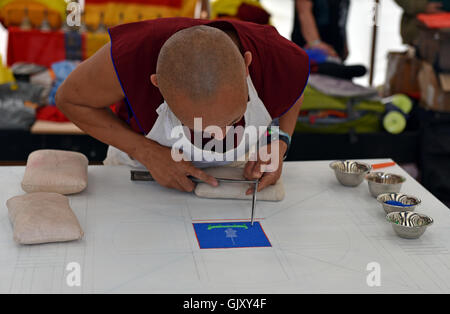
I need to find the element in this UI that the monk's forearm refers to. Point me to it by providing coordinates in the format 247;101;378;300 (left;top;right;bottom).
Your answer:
56;99;152;161
275;97;302;157
279;96;302;137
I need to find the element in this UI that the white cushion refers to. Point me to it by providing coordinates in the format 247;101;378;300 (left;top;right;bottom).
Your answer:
7;192;84;245
21;150;88;195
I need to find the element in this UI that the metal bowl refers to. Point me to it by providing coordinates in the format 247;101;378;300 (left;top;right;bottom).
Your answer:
329;161;372;187
386;211;433;239
365;172;406;197
377;193;421;214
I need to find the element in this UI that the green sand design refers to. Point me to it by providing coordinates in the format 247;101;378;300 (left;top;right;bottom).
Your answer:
207;224;249;231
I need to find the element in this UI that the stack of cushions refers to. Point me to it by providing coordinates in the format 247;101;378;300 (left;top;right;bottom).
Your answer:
6;149;88;245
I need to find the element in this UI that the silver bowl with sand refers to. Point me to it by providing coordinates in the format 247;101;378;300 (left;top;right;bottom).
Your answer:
377;193;421;214
386;211;433;239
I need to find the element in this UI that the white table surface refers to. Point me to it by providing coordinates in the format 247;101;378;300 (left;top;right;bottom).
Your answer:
1;159;449;294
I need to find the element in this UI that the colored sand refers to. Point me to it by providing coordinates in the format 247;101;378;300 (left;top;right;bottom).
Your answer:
193;222;271;249
385;200;413;207
207;224;248;231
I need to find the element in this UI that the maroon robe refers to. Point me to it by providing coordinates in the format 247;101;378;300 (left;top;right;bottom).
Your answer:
108;17;310;134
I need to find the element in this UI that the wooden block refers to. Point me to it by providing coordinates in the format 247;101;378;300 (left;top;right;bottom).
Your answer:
30;121;84;135
439;73;450;92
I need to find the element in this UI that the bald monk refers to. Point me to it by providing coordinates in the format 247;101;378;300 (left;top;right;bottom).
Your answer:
56;18;309;194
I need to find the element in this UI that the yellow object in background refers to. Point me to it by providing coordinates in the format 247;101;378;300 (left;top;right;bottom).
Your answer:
84;0;198;30
210;0;264;19
84;32;110;59
0;0;66;29
0;54;15;85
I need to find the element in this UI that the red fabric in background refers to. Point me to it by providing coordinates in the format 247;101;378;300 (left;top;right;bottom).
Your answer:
85;0;182;7
7;27;66;67
36;106;70;122
37;105;118;122
417;13;450;29
36;105;117;122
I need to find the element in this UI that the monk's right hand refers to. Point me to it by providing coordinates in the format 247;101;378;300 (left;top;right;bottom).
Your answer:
135;139;218;192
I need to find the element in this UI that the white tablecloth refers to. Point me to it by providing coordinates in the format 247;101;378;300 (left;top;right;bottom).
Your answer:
1;159;449;293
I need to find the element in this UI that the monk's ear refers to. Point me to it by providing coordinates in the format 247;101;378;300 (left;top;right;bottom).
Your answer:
150;74;158;87
244;51;252;77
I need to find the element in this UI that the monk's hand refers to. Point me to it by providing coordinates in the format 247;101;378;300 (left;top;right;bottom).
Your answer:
244;140;287;195
136;139;218;192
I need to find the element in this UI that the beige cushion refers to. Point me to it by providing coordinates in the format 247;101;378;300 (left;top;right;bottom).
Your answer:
194;167;285;201
21;150;88;195
6;192;84;245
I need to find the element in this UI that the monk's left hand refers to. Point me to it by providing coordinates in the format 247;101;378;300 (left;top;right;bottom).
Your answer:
244;140;287;194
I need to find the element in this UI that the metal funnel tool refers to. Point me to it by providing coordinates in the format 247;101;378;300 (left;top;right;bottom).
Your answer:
130;170;259;225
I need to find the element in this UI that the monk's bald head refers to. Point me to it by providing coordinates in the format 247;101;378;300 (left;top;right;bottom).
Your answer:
153;25;249;129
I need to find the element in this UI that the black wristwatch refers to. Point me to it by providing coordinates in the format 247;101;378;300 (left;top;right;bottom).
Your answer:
265;126;292;160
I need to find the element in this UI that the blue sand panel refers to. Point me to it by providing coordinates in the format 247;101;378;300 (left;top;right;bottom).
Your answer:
193;222;272;249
